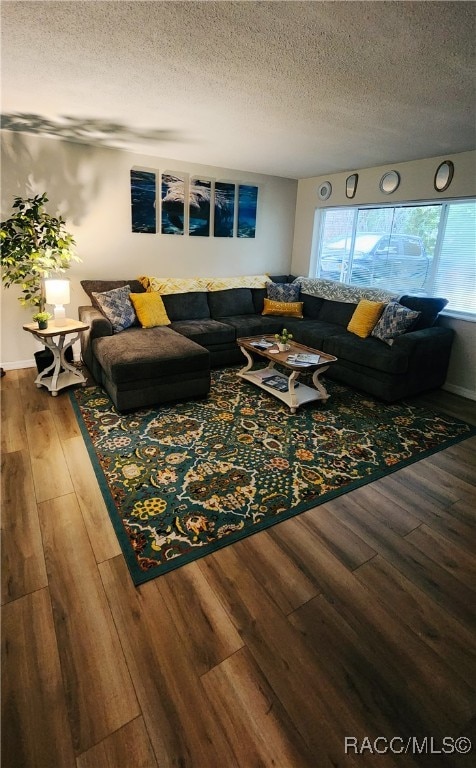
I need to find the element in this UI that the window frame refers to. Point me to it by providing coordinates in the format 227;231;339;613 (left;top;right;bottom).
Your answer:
311;197;476;322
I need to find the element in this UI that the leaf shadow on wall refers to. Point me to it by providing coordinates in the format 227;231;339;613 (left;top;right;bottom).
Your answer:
1;113;184;150
1;113;186;225
1;129;102;226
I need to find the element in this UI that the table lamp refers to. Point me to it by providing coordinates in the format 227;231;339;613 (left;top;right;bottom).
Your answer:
44;278;70;325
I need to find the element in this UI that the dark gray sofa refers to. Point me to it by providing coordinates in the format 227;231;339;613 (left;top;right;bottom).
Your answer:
79;276;454;410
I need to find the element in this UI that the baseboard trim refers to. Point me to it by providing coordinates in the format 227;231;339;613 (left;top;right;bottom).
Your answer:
1;353;80;371
1;359;36;370
442;382;476;401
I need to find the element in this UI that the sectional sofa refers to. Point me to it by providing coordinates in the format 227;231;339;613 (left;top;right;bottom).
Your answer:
79;275;453;411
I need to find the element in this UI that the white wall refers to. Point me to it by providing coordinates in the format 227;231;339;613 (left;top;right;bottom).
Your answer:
1;132;297;367
291;151;476;400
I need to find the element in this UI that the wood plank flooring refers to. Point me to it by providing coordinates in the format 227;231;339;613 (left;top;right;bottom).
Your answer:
1;369;475;768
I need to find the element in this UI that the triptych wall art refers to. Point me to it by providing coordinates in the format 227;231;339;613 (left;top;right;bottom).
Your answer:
130;170;258;238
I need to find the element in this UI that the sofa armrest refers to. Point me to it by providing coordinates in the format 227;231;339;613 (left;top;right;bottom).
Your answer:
393;326;454;371
78;305;113;373
79;305;113;339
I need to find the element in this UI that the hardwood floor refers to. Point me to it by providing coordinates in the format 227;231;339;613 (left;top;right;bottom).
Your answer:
2;369;475;768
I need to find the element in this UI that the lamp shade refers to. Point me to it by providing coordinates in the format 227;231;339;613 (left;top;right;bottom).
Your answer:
44;279;70;306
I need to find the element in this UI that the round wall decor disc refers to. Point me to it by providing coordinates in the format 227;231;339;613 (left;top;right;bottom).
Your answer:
379;171;400;195
434;160;454;192
318;181;332;201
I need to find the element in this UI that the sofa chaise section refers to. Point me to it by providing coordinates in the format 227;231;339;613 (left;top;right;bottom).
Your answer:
92;324;210;412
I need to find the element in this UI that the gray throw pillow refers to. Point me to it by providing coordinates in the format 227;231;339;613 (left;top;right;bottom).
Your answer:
266;281;300;303
372;301;421;346
92;284;136;333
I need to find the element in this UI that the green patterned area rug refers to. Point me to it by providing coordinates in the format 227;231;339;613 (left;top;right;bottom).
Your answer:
70;368;475;585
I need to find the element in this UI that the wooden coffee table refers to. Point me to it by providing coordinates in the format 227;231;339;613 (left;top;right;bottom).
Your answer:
237;335;337;413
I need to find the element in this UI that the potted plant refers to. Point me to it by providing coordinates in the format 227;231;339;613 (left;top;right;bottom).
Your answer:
1;193;79;311
274;328;293;351
1;193;80;372
32;311;52;330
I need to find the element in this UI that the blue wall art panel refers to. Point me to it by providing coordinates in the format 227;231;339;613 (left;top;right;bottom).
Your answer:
237;185;258;238
161;173;185;235
189;178;211;237
214;182;235;237
131;170;156;233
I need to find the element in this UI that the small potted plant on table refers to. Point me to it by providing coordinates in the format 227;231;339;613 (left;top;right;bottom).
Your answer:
32;311;52;330
275;328;293;352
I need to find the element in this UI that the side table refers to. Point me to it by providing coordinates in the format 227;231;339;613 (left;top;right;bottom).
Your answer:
23;319;90;396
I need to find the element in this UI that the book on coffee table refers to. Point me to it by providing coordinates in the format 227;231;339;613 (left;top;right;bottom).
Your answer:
250;339;274;350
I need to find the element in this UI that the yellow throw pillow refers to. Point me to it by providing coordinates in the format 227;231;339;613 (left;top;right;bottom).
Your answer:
130;292;170;328
262;298;303;318
347;300;386;338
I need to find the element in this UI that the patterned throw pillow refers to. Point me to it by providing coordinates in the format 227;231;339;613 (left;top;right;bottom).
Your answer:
372;302;421;346
92;285;136;333
266;281;300;303
262;298;303;318
130;292;171;328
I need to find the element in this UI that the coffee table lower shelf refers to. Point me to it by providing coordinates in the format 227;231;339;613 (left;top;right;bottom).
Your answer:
237;365;329;413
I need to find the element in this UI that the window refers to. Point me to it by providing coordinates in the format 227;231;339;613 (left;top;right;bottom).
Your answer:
313;200;476;319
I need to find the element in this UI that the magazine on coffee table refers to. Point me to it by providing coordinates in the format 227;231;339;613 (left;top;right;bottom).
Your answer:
286;353;321;366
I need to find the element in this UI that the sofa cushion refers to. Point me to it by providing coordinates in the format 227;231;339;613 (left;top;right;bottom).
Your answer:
266;281;300;303
82;279;144;307
93;327;209;385
251;287;267;313
269;274;293;283
318;300;358;327
162;291;210;321
372;301;421;345
208;288;255;317
347;300;386;338
91;285;137;333
220;314;288;337
169;319;236;346
323;333;409;375
292;321;349;349
130;292;171;328
399;296;448;329
262;298;304;318
301;294;325;318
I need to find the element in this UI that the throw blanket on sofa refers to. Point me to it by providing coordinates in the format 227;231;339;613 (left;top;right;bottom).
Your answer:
138;274;270;294
294;277;396;304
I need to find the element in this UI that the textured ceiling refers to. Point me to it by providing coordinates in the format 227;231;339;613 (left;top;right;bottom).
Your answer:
1;1;475;179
